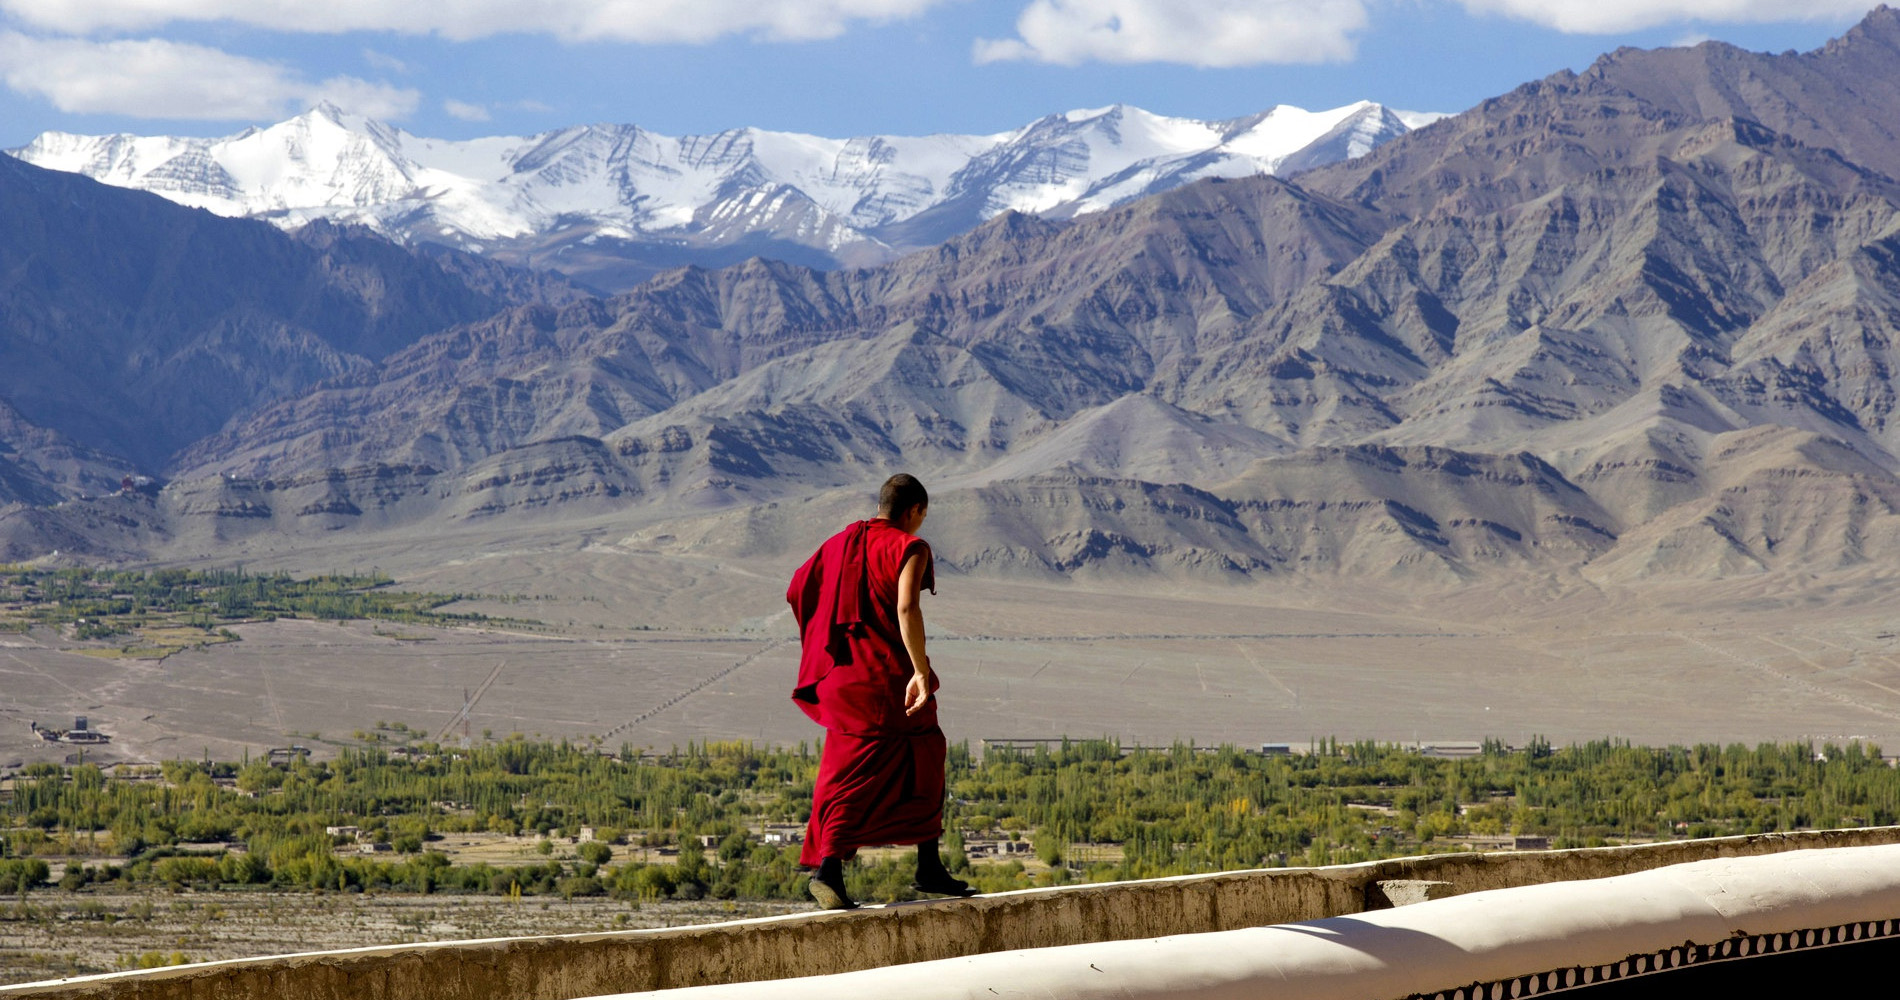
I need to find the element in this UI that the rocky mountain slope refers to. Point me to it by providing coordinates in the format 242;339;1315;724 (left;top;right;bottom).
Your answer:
9;101;1435;291
0;153;580;503
16;11;1900;586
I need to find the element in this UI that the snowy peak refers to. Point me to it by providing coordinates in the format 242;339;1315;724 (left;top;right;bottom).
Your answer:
8;99;1438;290
964;100;1426;220
16;104;420;220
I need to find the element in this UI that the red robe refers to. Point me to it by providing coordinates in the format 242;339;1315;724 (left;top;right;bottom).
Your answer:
788;518;943;866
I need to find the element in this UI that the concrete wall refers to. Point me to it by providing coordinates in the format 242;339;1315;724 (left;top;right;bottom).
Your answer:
7;826;1899;1000
604;843;1900;1000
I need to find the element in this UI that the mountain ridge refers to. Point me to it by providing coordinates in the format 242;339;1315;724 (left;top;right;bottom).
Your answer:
0;152;583;500
14;14;1900;587
7;100;1438;292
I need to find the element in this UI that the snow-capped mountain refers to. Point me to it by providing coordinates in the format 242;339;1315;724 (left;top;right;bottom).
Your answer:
10;101;1442;291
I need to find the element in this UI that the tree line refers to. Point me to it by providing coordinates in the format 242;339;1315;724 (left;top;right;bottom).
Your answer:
2;736;1892;904
0;565;527;634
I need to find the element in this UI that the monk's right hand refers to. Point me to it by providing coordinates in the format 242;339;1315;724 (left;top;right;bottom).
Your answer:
904;668;932;716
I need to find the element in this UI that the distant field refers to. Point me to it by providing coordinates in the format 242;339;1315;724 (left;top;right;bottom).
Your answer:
6;533;1900;767
0;618;775;767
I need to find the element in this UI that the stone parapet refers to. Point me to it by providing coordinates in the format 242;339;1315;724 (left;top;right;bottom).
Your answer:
610;842;1900;999
6;826;1899;1000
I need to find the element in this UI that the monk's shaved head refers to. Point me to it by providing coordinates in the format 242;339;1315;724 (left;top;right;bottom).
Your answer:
878;473;928;520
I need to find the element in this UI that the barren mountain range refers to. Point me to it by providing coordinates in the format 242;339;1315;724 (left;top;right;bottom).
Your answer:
12;9;1900;586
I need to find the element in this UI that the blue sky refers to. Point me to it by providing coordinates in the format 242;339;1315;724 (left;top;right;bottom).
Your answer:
0;1;1877;146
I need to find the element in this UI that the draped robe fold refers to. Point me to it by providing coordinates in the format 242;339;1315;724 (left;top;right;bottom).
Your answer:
787;518;942;867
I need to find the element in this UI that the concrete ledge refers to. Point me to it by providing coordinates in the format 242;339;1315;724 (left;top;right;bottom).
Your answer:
605;843;1900;999
7;826;1900;1000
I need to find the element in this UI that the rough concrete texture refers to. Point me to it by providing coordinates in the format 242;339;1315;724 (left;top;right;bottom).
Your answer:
1370;879;1455;907
6;827;1899;1000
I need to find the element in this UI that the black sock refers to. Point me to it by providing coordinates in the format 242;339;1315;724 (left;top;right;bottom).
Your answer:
916;839;945;878
818;855;844;884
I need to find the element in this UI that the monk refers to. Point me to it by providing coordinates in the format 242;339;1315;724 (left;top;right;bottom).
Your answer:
787;473;976;909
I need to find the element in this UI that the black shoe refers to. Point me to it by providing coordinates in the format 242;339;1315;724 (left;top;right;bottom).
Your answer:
808;872;859;910
911;873;979;897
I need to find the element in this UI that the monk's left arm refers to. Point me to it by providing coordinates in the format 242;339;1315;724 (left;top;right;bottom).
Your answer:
899;550;932;715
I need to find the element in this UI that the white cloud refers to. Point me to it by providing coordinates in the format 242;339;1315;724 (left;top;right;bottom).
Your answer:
361;47;410;73
973;0;1368;67
444;98;491;121
0;32;418;120
1456;0;1876;34
312;76;420;119
0;0;947;43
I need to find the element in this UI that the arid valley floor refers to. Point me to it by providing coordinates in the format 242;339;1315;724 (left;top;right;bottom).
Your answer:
9;518;1900;770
